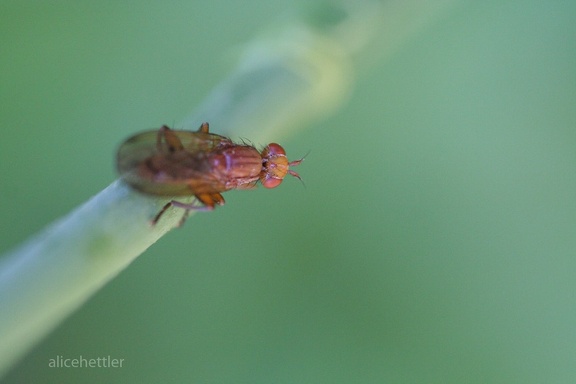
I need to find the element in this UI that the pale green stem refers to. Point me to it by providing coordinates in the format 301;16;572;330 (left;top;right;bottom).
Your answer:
0;0;458;377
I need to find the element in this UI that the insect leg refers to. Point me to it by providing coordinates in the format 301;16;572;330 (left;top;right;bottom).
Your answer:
195;193;225;208
197;122;210;133
152;199;213;226
156;125;184;153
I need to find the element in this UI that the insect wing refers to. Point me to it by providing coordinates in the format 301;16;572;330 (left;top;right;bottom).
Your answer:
117;131;157;173
173;130;230;153
117;130;231;196
118;130;228;167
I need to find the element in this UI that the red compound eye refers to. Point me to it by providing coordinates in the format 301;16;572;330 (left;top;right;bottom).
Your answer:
262;176;283;189
264;143;286;157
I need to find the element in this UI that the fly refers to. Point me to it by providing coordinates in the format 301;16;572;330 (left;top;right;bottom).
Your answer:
117;123;303;225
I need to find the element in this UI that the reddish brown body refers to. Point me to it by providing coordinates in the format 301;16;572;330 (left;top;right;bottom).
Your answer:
117;123;302;224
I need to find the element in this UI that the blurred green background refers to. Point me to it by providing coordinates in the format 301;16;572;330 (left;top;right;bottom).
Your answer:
1;1;576;382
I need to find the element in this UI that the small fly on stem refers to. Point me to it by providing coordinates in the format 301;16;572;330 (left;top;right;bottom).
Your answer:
117;123;303;226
